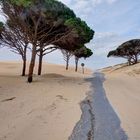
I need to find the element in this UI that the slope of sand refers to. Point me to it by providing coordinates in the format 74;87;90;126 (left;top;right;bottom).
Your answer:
0;61;92;140
103;63;140;140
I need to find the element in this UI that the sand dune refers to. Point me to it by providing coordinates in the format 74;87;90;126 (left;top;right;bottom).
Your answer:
1;61;140;140
0;61;92;140
103;63;140;140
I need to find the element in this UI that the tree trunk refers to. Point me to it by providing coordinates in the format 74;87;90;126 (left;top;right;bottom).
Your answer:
75;57;79;72
128;57;131;65
28;46;36;83
22;45;27;76
134;54;138;64
130;55;138;65
38;48;43;75
82;67;84;74
66;57;69;70
22;59;26;76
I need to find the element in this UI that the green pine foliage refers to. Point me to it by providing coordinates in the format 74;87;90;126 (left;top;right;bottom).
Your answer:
65;18;94;44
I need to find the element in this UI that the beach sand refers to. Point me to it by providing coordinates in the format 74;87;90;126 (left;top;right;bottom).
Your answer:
0;61;92;140
1;61;140;140
103;63;140;140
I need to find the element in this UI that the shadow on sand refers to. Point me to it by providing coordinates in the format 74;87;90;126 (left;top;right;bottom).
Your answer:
69;72;128;140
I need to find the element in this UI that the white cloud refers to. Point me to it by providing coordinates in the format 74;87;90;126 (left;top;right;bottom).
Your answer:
60;0;118;22
86;31;126;57
107;0;117;4
95;32;118;39
59;0;72;5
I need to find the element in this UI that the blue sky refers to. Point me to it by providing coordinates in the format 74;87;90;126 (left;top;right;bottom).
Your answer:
59;0;140;69
0;0;140;70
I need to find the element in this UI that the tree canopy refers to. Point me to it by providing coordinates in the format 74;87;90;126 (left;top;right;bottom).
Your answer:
74;46;93;59
107;39;140;65
74;46;93;72
0;0;94;82
65;18;94;44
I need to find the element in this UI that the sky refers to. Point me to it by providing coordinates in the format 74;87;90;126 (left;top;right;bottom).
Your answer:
0;0;140;70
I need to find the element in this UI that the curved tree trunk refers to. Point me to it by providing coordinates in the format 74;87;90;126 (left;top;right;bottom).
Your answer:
38;48;43;75
28;46;36;83
22;59;26;76
75;57;79;72
22;45;27;76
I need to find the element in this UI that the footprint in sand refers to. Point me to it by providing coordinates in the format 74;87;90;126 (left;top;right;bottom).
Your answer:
45;95;68;113
56;95;68;101
49;102;57;110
